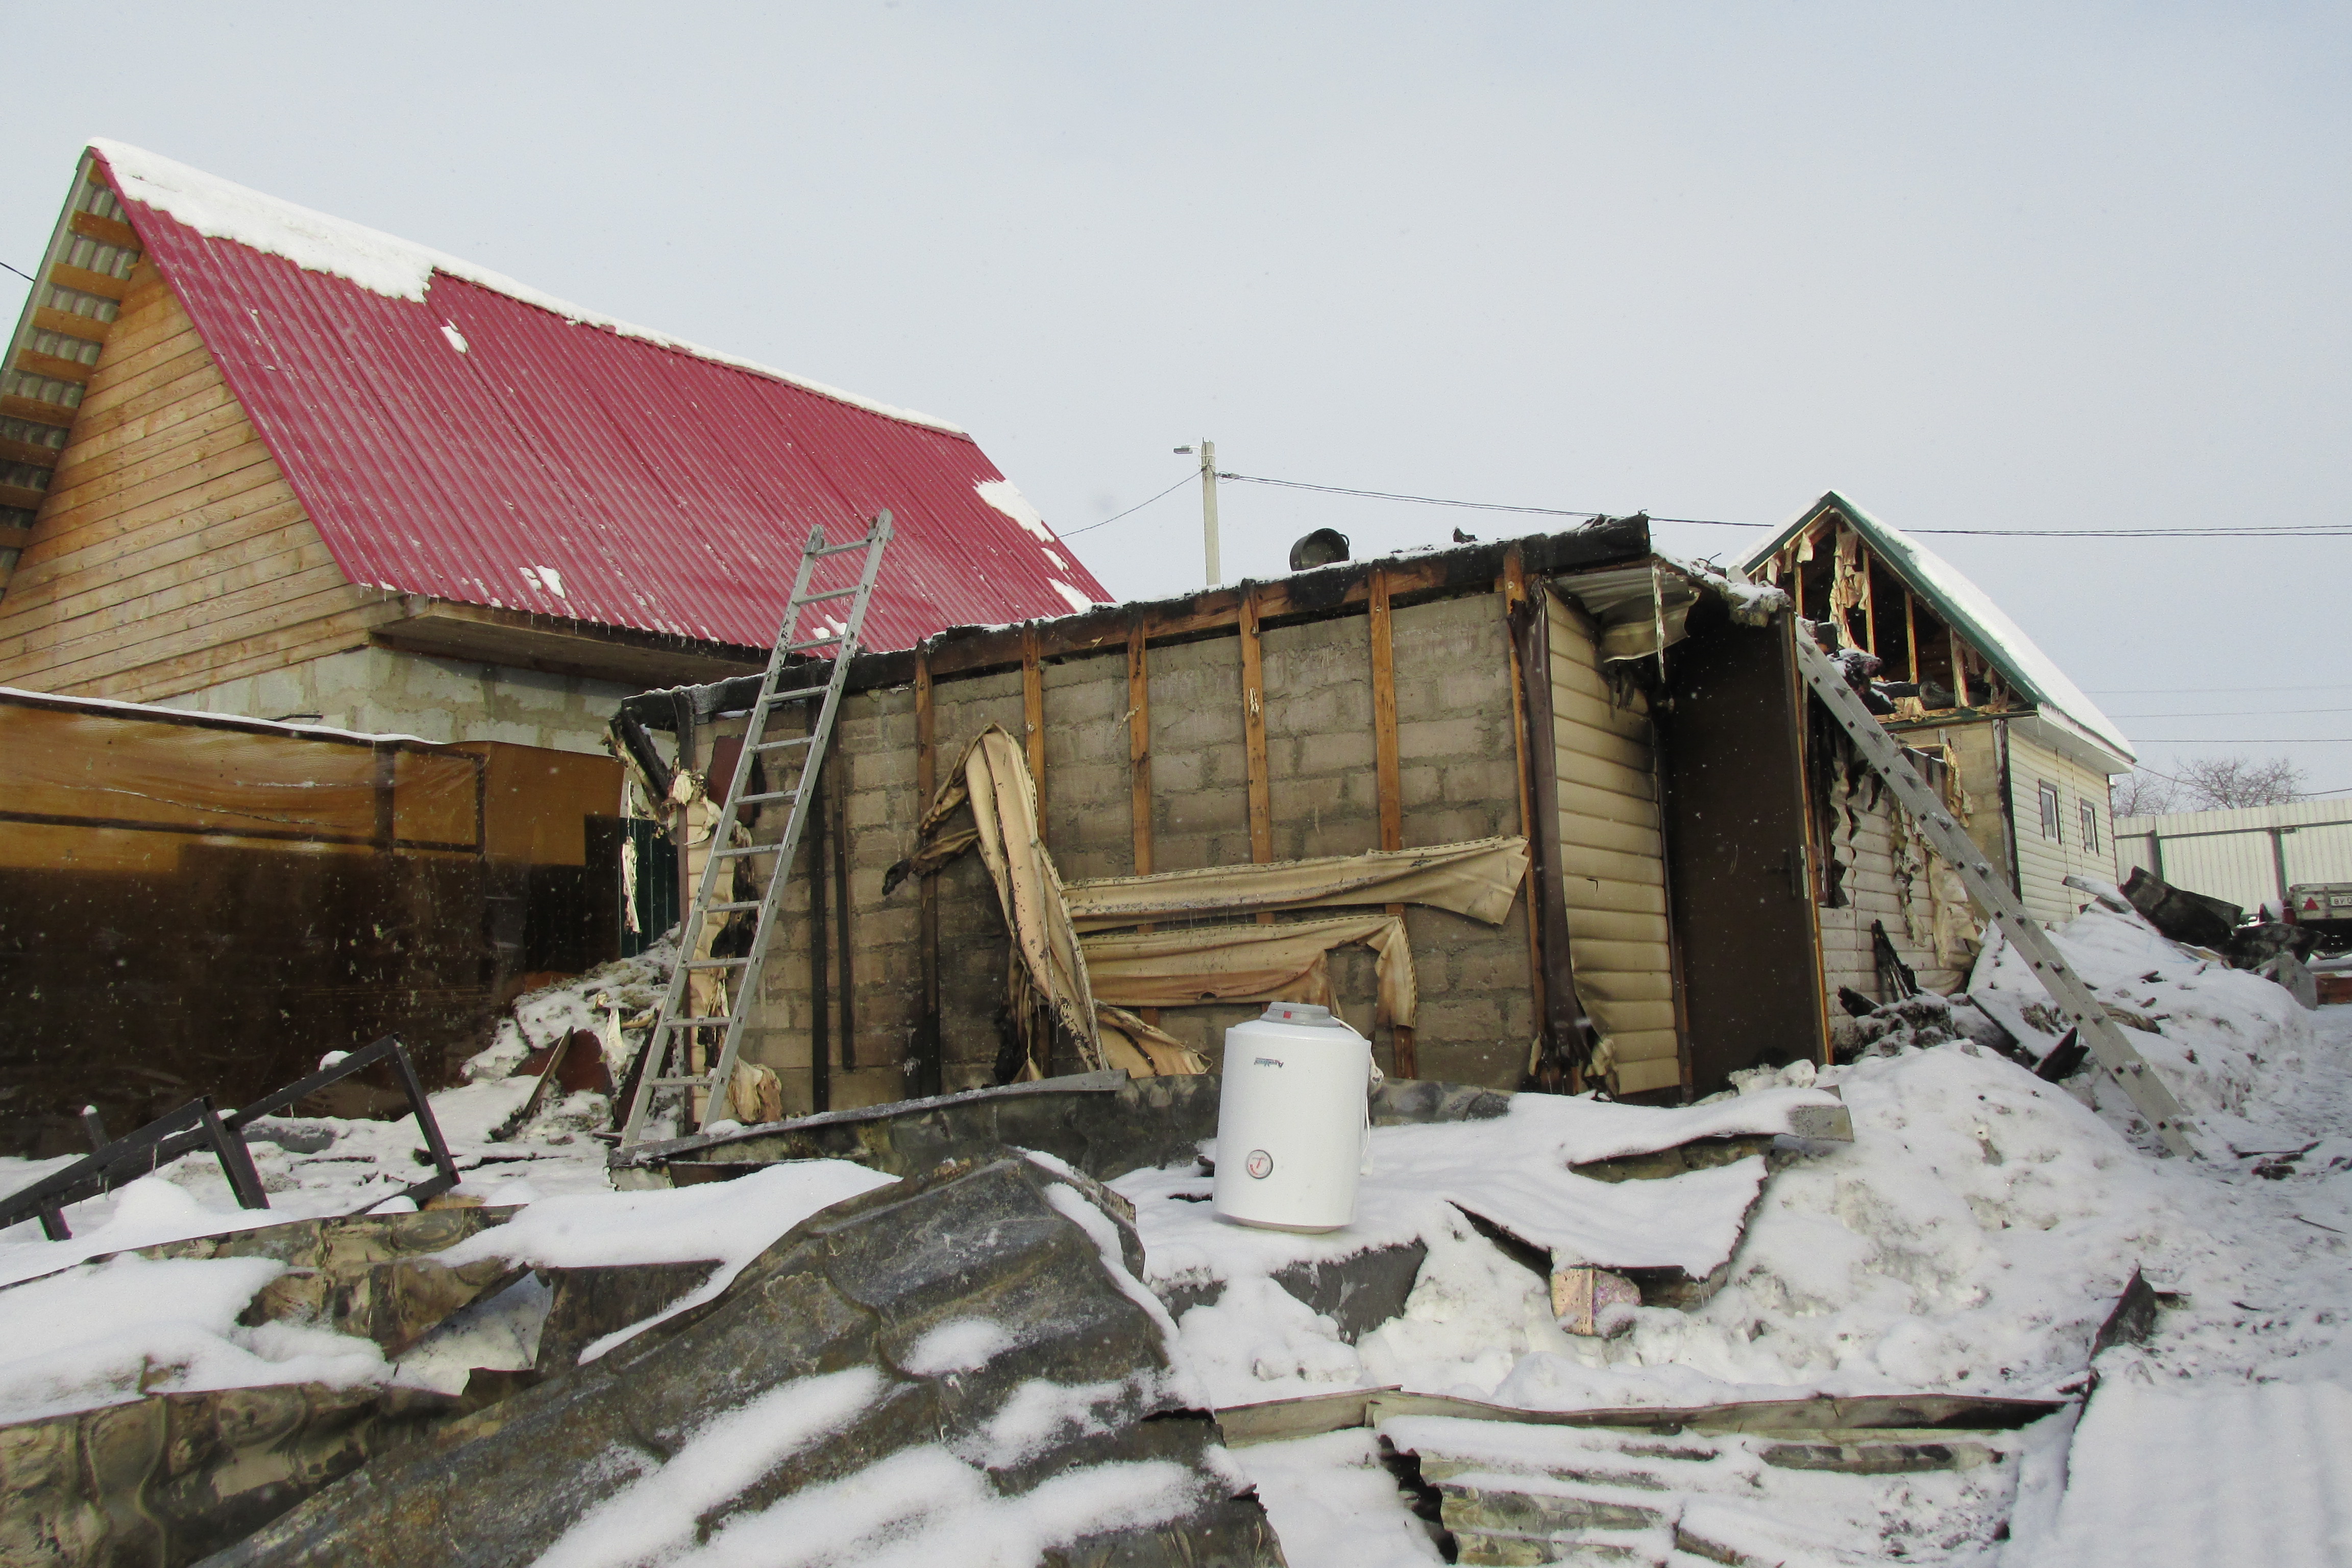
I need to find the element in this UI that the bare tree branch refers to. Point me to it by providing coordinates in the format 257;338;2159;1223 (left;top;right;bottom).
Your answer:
2174;755;2306;808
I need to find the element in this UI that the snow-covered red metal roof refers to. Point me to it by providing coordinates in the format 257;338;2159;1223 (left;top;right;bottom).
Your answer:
87;142;1107;653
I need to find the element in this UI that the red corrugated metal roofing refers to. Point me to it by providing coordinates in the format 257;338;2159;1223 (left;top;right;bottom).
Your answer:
95;152;1107;655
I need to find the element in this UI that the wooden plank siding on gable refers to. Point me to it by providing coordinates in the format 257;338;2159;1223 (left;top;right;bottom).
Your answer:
0;266;399;703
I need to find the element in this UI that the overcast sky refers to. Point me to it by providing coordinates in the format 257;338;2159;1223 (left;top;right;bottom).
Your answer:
7;4;2348;794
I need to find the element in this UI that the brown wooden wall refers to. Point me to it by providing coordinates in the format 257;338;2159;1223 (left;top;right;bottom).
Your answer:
0;265;395;702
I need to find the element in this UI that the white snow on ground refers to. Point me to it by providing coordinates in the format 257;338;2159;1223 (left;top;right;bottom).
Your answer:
1228;1429;1443;1568
2;906;2347;1559
1225;909;2352;1563
2015;1380;2352;1566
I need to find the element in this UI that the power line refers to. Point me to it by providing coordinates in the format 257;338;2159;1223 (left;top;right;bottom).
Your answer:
2134;737;2352;744
1215;473;1606;521
1059;472;1197;537
0;259;37;284
1213;471;2352;538
2091;684;2352;694
2106;707;2352;718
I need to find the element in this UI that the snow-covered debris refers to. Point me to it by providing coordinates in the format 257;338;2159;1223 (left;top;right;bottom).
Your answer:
464;939;673;1085
1115;1087;1841;1408
438;1160;897;1363
202;1154;1282;1568
1384;1412;2031;1566
1659;552;1790;626
0;1248;387;1426
1966;905;2318;1140
1833;989;1969;1061
1229;1429;1445;1567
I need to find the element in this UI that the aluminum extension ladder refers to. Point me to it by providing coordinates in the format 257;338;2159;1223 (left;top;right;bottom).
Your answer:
618;511;894;1148
1791;629;2199;1157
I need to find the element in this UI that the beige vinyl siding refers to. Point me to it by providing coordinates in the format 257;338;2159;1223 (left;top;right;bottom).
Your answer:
2008;729;2119;925
1548;594;1680;1094
1928;720;2015;893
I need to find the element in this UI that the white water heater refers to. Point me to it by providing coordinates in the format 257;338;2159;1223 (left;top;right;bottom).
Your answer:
1213;1001;1377;1233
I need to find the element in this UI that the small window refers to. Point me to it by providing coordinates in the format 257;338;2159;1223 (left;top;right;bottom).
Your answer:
2039;782;2062;841
2080;800;2099;853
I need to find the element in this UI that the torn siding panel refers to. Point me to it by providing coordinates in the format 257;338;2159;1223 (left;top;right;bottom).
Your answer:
1547;594;1679;1095
1066;837;1527;929
1812;768;1965;1018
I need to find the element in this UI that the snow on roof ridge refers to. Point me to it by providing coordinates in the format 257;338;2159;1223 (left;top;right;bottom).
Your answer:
1739;491;2134;763
88;139;967;438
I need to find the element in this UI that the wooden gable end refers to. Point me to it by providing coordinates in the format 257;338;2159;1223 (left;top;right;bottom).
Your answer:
1751;509;2019;720
0;261;398;703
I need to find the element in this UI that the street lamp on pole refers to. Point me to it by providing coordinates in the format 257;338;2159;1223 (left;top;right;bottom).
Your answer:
1173;440;1220;587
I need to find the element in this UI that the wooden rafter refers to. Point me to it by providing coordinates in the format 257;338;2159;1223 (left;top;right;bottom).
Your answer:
2;157;142;599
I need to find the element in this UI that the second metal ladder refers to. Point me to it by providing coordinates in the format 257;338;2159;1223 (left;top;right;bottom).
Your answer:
619;511;893;1147
1791;628;2198;1156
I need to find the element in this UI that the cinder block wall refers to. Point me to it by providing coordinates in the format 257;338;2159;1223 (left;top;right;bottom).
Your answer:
724;585;1540;1118
167;646;639;757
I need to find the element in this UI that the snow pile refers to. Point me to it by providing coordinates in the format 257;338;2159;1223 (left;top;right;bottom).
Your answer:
1149;904;2343;1420
1494;1042;2170;1410
1966;904;2317;1139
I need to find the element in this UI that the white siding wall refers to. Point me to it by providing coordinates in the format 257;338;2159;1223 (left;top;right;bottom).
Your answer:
2114;801;2352;918
2007;729;2118;924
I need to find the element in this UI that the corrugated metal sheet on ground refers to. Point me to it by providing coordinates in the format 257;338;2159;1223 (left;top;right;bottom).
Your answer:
99;159;1106;654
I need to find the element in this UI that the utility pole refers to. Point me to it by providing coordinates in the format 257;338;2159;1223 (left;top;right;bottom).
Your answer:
1177;439;1221;586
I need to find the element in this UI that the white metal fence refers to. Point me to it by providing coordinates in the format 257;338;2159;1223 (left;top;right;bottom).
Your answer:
2113;800;2352;918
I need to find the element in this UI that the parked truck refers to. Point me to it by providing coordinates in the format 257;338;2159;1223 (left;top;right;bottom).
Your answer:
2285;883;2352;954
